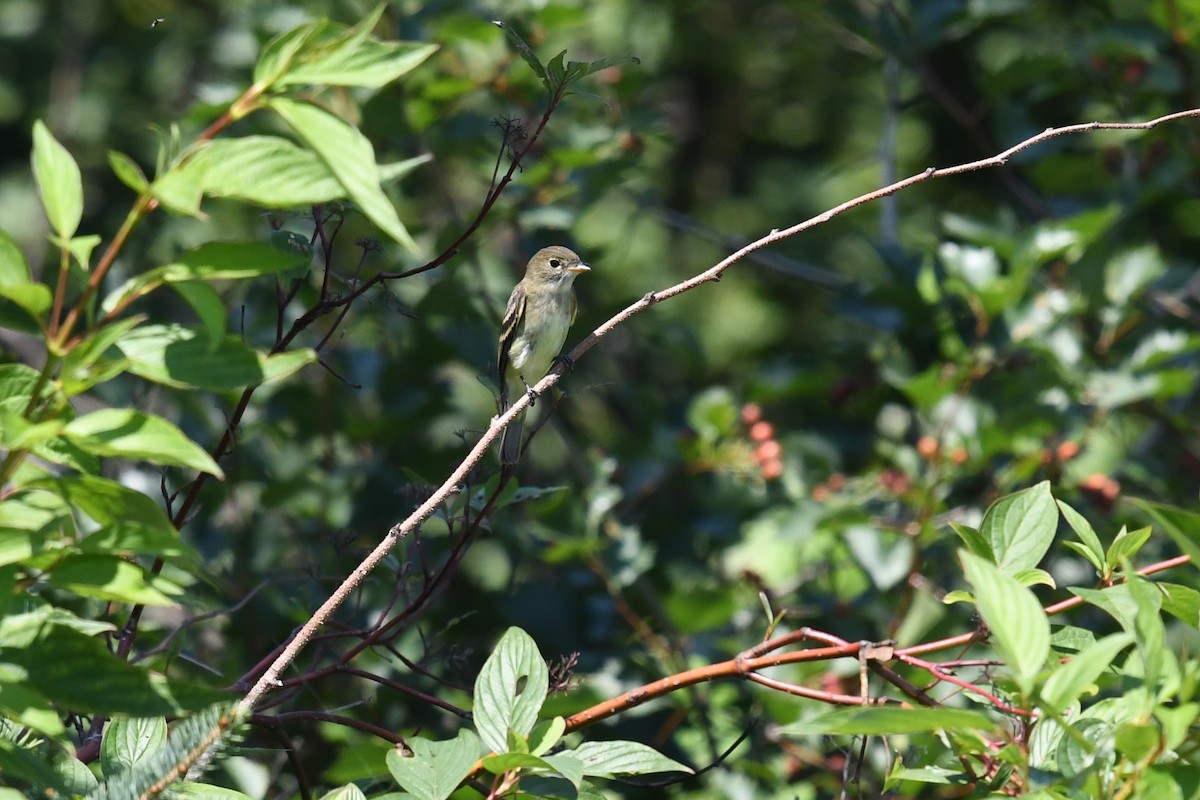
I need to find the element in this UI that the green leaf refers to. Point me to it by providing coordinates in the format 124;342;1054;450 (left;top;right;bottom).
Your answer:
482;751;557;773
1126;573;1165;690
1040;633;1133;714
29;474;176;532
539;755;584;788
783;707;996;737
267;98;419;253
1012;568;1056;589
59;233;101;272
172;281;227;344
569;740;695;777
117;324;266;390
0;664;65;735
1056;499;1106;574
315;786;367;800
584;53;640;76
150;163;206;218
1159;582;1200;629
63;408;222;476
493;21;546;84
276;37;438;89
1114;722;1159;761
1155;702;1200;751
166;783;255;800
1105;525;1152;567
529;716;565;756
4;625;226;715
253;19;328;86
980;481;1056;573
0;227;33;288
44;553;184;606
1105;245;1165;305
0;738;72;794
100;716;167;774
1127;498;1200;568
79;521;198;562
103;241;309;313
163;137;430;209
32;120;84;239
960;549;1050;696
0;229;52;323
545;49;568;86
473;627;549;754
0;409;64;450
0;486;68;533
261;349;318;384
60;316;143;395
948;521;992;560
109;150;149;194
384;730;480;800
0;529;41;567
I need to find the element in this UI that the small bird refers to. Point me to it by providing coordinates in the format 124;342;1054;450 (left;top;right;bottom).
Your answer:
497;246;590;464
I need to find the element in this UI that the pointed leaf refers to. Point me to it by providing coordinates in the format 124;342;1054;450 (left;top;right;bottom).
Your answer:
569;740;694;777
63;408;223;476
103;240;309;313
268;98;419;253
473;627;549;754
117;324;266;390
1057;499;1106;574
960;549;1050;696
254;19;328;86
100;716;167;774
32;121;84;238
1127;498;1200;567
29;474;175;532
493;21;546;83
783;707;996;737
45;553;184;606
278;37;438;89
980;481;1056;573
385;730;481;800
5;625;226;715
260;349;317;384
109;151;149;194
1040;633;1133;714
0;229;52;323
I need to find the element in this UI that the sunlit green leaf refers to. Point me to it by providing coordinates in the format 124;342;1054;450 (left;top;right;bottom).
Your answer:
32;121;83;239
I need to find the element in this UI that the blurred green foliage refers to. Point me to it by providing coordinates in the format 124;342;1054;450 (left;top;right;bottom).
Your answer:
2;0;1200;797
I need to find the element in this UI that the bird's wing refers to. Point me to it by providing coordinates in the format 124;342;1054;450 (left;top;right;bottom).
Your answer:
497;283;526;407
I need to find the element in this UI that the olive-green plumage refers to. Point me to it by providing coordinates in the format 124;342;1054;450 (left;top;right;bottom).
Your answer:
497;246;590;464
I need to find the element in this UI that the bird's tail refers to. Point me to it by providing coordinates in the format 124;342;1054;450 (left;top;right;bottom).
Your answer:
499;408;525;464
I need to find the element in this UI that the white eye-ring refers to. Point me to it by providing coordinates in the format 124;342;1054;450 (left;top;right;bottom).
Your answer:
549;258;561;268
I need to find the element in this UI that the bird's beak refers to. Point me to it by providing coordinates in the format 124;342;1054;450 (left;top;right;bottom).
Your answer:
568;263;591;274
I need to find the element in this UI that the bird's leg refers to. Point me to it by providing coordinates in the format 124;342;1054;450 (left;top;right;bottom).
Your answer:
520;375;539;406
551;353;575;371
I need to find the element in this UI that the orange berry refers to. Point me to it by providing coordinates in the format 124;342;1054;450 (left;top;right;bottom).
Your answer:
749;421;774;442
1056;441;1080;461
916;436;939;459
741;403;763;425
755;440;782;462
812;484;830;502
760;458;784;480
950;447;968;465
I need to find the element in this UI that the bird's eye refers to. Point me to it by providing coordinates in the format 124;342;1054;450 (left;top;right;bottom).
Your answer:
549;258;561;268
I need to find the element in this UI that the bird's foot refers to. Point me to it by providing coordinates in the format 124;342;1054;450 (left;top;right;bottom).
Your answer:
520;377;540;406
